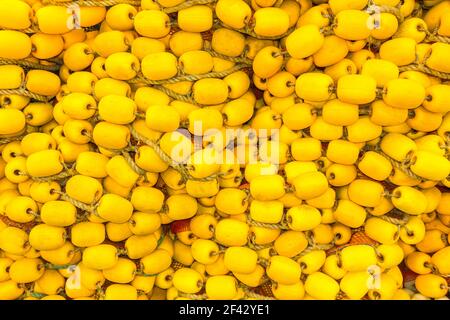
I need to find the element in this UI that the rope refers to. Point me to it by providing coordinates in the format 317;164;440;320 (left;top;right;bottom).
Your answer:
246;215;289;230
320;26;335;36
156;227;167;248
178;293;208;300
204;47;253;65
214;19;295;40
29;291;47;299
307;232;337;251
41;0;141;6
247;234;274;251
0;88;51;102
258;258;269;268
366;1;404;23
399;64;450;80
364;145;424;181
54;190;97;213
161;0;218;13
243;25;296;40
153;85;198;105
128;125;192;181
44;263;75;270
387;156;423;182
129;64;248;85
376;5;404;23
122;151;146;176
0;58;60;72
0;132;28;145
373;211;409;226
247;241;272;251
171;261;185;270
411;2;423;17
273;0;283;7
426;33;450;44
240;285;275;300
31;169;76;182
135;271;159;277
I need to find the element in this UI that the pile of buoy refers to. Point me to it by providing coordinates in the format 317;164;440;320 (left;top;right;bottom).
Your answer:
0;0;449;300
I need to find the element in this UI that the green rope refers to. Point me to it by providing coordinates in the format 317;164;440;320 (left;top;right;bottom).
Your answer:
29;291;47;299
156;228;167;248
44;263;75;270
135;231;168;277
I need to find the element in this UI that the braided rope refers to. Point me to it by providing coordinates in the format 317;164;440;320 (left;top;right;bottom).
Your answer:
42;0;140;6
243;25;296;40
31;169;76;182
376;5;404;23
393;160;426;183
0;88;51;102
399;64;450;80
44;263;75;270
0;132;28;145
246;215;289;230
258;258;269;268
247;234;274;250
153;85;197;104
0;26;39;34
129;64;249;85
128;125;192;181
240;285;276;300
214;19;295;40
306;232;337;251
54;190;97;213
411;2;423;17
320;26;335;36
366;36;383;50
373;212;409;226
161;0;218;13
171;261;185;271
366;1;404;23
178;293;208;300
386;155;423;182
426;33;450;44
28;291;47;299
0;58;60;71
272;0;283;7
364;145;424;181
292;246;318;260
122;151;146;176
204;47;253;65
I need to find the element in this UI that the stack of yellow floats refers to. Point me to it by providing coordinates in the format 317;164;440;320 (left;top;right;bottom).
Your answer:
0;0;449;300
